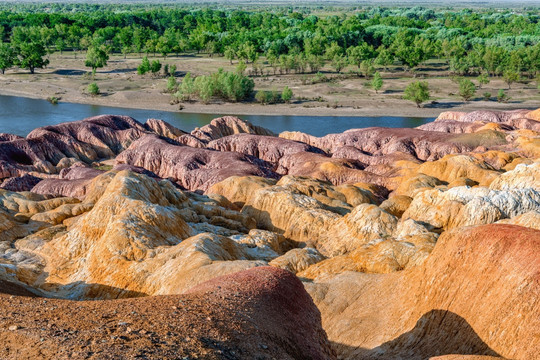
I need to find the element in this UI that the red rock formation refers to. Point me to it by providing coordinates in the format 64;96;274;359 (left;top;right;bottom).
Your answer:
0;267;335;359
282;127;473;161
0;115;152;179
0;133;24;142
116;134;279;191
32;166;104;198
0;174;42;192
191;115;275;143
144;118;187;139
208;133;325;172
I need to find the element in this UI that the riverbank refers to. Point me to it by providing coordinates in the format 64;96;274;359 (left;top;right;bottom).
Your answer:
1;53;538;118
2;83;537;118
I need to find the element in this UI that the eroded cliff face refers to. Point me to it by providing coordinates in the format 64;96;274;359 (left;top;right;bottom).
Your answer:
0;108;539;359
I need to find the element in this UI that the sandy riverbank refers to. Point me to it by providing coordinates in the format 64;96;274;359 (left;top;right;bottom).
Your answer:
1;52;538;118
2;84;538;118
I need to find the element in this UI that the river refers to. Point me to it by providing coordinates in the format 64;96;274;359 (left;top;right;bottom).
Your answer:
0;95;434;137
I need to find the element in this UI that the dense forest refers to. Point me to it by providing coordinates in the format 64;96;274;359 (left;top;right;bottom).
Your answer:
0;3;539;80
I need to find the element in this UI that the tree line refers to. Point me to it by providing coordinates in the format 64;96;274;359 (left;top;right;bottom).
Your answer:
0;4;539;78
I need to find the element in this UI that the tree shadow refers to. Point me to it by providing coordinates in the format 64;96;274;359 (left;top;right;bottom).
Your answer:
333;310;502;359
53;69;86;76
102;68;138;74
424;101;465;109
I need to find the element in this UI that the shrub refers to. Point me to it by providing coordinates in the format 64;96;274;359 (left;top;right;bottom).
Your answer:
166;76;177;93
477;73;490;88
497;89;509;103
503;69;519;89
150;59;162;74
403;81;430;107
137;57;150;75
458;78;476;101
175;72;195;101
87;82;100;96
281;86;293;103
47;96;59;105
483;92;491;101
175;69;254;103
255;90;267;104
255;90;281;104
371;72;383;93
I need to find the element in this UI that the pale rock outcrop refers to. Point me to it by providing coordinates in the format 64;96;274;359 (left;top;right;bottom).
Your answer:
8;171;279;298
411;154;501;187
393;173;444;197
434;111;468;122
269;247;325;274
527;107;540;121
206;176;277;207
496;210;540;230
379;195;413;217
317;204;398;257
305;224;540;359
230;229;284;261
242;185;341;247
489;161;540;190
403;186;540;230
299;235;435;279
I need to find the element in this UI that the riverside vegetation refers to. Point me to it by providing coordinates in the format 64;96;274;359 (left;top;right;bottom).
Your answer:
0;3;539;111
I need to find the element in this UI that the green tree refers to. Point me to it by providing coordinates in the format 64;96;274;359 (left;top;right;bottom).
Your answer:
137;56;150;75
331;55;347;73
255;90;267;104
281;86;293;103
360;60;375;79
85;45;109;74
371;72;383;93
166;76;177;93
176;72;195;101
150;59;162;74
497;89;509;103
403;81;430;108
458;78;476;101
224;47;236;65
374;46;394;70
306;54;324;73
194;75;215;104
87;82;100;96
16;42;49;74
503;69;519;89
325;42;343;60
477;73;490;89
236;61;247;75
347;43;375;70
0;43;16;74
